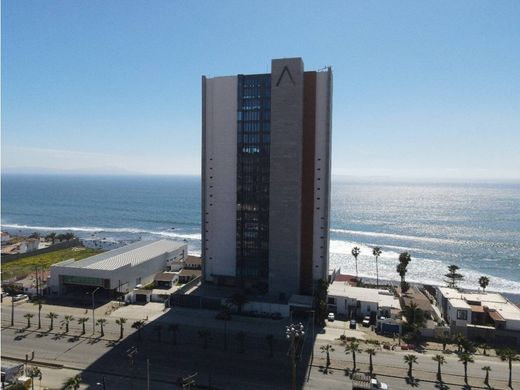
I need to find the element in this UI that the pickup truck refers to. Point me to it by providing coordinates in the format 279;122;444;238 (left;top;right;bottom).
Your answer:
352;373;388;390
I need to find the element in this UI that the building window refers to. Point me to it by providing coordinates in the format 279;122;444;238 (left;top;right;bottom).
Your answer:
327;297;336;305
457;310;468;320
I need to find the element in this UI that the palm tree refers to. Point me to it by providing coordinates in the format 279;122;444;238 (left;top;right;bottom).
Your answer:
46;232;56;245
478;276;490;292
481;366;491;387
236;331;246;353
131;320;145;341
266;334;274;357
46;312;58;331
33;299;44;329
61;374;81;389
24;313;34;328
453;332;466;353
403;354;418;379
61;315;74;333
397;252;412;293
198;329;211;349
372;247;382;287
228;292;248;314
320;344;335;373
169;323;179;345
459;352;474;385
115;317;127;339
344;340;362;375
96;318;107;337
351;247;361;278
432;354;445;383
496;348;520;388
365;348;377;376
77;317;89;334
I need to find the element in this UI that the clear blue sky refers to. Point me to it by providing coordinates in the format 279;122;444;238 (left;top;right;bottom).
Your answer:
2;0;519;179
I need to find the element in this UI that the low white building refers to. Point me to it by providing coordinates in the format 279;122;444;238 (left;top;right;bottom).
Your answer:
49;239;187;298
436;287;520;332
327;282;401;319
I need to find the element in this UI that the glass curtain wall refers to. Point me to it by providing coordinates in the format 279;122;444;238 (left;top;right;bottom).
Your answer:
236;74;271;292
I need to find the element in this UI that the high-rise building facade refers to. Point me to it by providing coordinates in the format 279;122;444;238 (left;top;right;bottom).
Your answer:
202;58;332;300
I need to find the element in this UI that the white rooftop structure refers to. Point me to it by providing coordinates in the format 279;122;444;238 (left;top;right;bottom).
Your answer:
61;240;184;270
437;287;520;331
49;239;188;295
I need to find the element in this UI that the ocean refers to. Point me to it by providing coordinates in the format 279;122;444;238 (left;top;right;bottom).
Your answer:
1;174;519;294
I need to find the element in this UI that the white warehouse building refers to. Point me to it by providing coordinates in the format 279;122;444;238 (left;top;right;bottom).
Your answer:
49;240;187;298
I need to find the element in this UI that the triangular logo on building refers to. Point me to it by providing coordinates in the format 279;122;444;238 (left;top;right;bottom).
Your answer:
276;66;295;86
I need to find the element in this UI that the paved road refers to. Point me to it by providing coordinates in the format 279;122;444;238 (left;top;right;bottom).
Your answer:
2;300;519;389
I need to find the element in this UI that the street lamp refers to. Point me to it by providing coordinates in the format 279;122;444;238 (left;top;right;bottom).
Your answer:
91;287;101;334
286;322;305;390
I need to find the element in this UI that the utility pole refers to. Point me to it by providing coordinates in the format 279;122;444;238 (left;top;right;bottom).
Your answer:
11;297;15;326
286;323;304;390
146;358;150;390
91;287;101;334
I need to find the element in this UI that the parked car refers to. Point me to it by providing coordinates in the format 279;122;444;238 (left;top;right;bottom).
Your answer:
352;373;388;389
349;319;357;329
327;313;335;321
362;315;371;327
271;312;282;320
12;294;28;302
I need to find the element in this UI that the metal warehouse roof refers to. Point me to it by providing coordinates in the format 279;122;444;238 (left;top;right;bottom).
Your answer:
61;239;185;271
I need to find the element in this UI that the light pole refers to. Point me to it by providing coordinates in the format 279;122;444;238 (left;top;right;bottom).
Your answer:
286;322;304;390
91;287;101;334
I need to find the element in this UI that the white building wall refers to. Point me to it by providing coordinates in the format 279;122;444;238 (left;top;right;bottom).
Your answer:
447;301;472;327
202;76;238;282
312;70;332;282
49;244;187;294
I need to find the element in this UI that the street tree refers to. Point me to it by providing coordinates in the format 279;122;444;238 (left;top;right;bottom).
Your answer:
24;313;34;328
132;320;145;341
432;354;446;383
61;315;74;333
320;344;335;373
344;340;362;375
33;299;44;329
77;317;89;334
479;276;490;292
228;292;248;314
372;247;382;287
459;352;474;385
496;348;520;388
403;354;418;379
351;247;361;278
365;348;377;376
46;312;58;331
445;265;463;288
27;366;42;390
62;374;82;389
96;318;107;337
115;317;127;339
481;366;491;387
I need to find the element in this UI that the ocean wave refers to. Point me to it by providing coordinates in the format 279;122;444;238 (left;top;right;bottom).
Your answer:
1;223;201;240
330;228;464;245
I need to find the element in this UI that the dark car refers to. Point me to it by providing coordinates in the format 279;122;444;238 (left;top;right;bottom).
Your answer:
349;319;357;329
215;311;231;321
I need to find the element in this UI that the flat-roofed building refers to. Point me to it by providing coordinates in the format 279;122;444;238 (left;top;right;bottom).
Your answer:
327;282;401;319
49;240;187;298
436;287;520;332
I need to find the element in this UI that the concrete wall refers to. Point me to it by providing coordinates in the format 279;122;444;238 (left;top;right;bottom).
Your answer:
268;58;304;299
312;69;332;283
202;76;238;283
446;300;472;327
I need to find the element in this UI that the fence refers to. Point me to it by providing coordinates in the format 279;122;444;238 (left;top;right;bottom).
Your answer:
1;239;81;263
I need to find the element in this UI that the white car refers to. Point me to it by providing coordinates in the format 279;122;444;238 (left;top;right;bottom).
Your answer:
327;313;335;321
12;294;28;302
